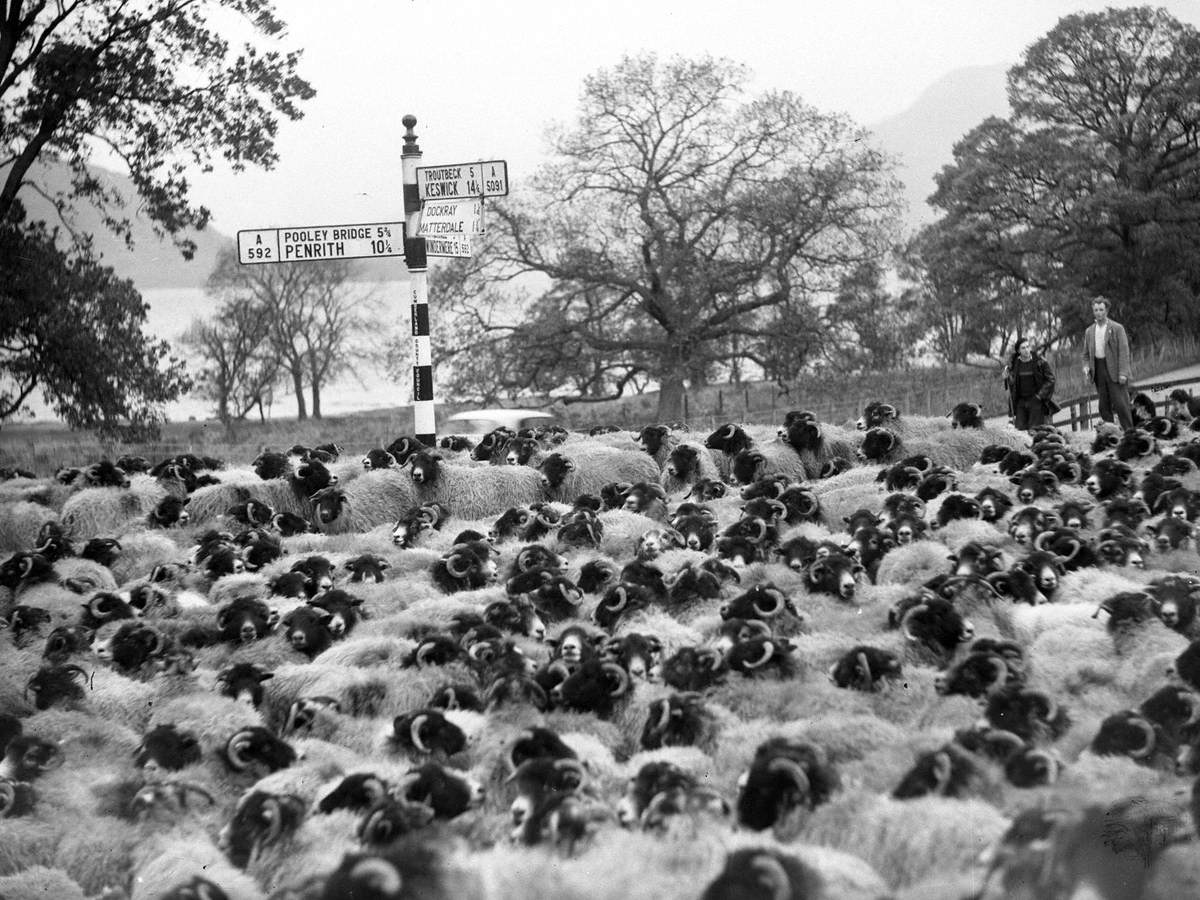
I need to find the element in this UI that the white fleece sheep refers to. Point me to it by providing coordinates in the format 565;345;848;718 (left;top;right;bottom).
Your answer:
414;459;547;520
658;441;723;495
312;468;420;534
185;475;315;525
58;479;169;540
130;838;265;900
542;443;664;502
0;500;58;552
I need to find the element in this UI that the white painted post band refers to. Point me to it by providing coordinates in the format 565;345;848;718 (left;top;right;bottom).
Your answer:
401;115;436;445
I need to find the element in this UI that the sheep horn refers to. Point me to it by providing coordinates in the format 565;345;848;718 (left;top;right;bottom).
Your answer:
1058;539;1082;563
224;731;254;771
651;699;671;735
742;641;776;670
931;750;953;793
854;651;874;691
1022;689;1058;724
444;552;473;580
720;424;737;440
987;656;1009;689
0;780;15;815
986;728;1025;756
409;715;430;753
766;757;810;797
700;649;724;671
604;588;629;613
349;857;403;896
753;590;784;618
603;662;631;697
1128;715;1157;760
180;782;216;807
1033;531;1053;551
901;605;929;642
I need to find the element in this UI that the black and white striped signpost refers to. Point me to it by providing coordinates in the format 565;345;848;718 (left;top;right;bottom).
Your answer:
238;114;505;442
400;116;435;445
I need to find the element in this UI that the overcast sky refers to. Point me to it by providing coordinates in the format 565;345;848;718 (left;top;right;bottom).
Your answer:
185;0;1200;237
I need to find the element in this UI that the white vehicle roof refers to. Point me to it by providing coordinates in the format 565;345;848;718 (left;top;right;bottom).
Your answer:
442;408;555;435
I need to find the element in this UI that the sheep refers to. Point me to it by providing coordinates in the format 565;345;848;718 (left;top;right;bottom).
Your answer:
0;502;58;553
537;445;662;502
408;450;546;519
57;479;169;540
309;468;421;534
659;442;722;495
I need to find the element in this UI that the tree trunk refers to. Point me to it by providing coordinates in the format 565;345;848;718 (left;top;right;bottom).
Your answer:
311;379;322;420
656;371;686;421
291;368;307;420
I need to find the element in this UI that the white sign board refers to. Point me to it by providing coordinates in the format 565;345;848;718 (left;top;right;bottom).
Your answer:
425;235;473;258
416;160;508;201
417;199;483;239
237;221;405;265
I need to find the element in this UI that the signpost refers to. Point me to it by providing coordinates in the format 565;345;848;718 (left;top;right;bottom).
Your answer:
415;161;508;201
236;115;507;444
417;198;481;259
237;222;404;265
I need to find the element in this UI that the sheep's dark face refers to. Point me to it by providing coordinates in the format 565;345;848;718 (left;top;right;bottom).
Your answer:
409;451;443;485
216;663;274;708
857;401;898;431
638;425;670;456
858;428;897;461
135;724;202;774
538;453;575;490
220;791;304;868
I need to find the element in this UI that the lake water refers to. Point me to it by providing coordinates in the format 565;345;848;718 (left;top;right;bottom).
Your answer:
24;286;414;424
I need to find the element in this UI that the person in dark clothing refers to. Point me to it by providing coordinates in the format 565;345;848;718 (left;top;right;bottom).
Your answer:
1003;338;1058;431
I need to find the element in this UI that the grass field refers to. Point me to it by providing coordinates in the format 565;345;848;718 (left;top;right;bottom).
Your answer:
1;334;1196;475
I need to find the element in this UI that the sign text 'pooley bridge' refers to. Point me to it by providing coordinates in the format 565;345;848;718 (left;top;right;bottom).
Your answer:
233;115;505;445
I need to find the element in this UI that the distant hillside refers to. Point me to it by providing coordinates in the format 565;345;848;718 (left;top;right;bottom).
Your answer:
869;63;1010;234
10;159;407;292
10;159;230;291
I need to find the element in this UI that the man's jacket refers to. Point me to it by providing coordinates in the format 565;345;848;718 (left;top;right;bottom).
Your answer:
1082;319;1132;383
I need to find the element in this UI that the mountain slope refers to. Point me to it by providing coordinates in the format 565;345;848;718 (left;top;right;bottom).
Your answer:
868;63;1010;233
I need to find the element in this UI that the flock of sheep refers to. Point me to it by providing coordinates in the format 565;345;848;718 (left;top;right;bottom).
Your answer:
0;396;1199;900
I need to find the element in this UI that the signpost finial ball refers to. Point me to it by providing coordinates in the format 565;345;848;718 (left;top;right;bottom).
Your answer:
402;115;420;155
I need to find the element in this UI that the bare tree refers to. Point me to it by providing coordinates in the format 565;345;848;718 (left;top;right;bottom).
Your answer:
204;246;379;419
182;296;278;424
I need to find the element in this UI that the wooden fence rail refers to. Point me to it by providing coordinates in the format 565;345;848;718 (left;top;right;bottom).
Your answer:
1054;376;1200;431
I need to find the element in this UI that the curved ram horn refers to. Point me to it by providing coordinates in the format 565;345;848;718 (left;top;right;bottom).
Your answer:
1128;715;1157;760
901;605;930;642
700;648;724;671
1022;689;1058;724
415;642;440;667
880;404;897;418
986;728;1025;755
854;651;873;691
349;857;403;895
720;424;737;440
444;552;473;580
986;572;1011;596
224;730;255;771
1058;539;1082;563
986;656;1010;689
180;782;216;807
651;698;672;734
742;641;776;670
408;715;430;754
765;757;811;798
753;589;784;618
603;662;631;697
747;518;769;543
604;588;629;613
0;780;15;816
931;750;953;793
1033;531;1054;552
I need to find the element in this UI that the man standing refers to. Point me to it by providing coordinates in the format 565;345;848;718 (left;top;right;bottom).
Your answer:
1081;296;1133;430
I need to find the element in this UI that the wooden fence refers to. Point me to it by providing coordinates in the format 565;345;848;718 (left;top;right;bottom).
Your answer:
1054;375;1200;431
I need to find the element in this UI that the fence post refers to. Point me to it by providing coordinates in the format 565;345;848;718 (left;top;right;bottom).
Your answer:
717;391;723;415
683;392;689;421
